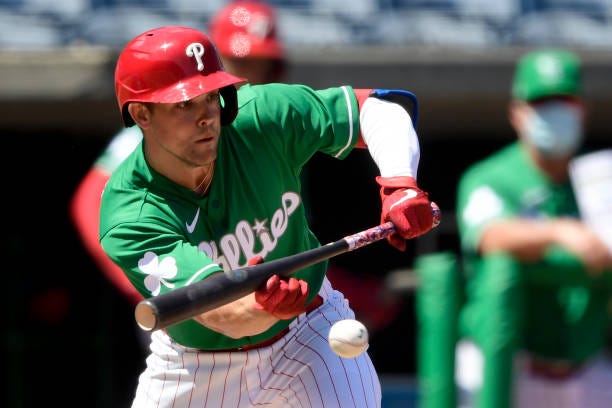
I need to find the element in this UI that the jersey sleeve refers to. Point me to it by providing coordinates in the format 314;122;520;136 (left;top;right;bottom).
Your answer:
456;166;515;254
236;83;361;166
101;220;223;299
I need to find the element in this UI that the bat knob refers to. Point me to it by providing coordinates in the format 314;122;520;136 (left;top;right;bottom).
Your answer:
135;300;158;331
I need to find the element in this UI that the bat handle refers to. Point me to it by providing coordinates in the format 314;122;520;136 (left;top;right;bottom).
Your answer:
344;201;441;251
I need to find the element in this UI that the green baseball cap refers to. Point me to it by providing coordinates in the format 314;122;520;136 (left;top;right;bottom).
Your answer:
511;49;582;101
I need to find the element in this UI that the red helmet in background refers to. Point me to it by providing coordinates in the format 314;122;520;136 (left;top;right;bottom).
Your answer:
115;26;247;127
209;1;285;60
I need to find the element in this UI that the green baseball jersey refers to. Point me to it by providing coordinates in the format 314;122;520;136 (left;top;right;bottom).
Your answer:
100;83;360;350
457;141;579;254
457;141;610;361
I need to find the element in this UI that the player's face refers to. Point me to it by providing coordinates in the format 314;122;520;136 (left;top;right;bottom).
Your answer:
509;98;584;160
144;91;222;168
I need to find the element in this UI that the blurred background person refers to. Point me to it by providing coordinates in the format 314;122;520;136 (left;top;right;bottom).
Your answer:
455;48;612;408
69;0;287;352
208;0;286;85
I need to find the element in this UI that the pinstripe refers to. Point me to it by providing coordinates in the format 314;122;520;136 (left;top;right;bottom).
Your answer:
159;352;168;407
186;353;199;407
205;352;216;405
339;356;358;407
351;349;369;405
269;342;302;406
238;352;247;407
295;332;343;406
289;350;323;407
131;278;381;407
221;352;232;406
141;360;154;406
170;353;184;408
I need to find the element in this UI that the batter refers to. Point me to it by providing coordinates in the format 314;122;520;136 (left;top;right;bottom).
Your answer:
100;26;437;407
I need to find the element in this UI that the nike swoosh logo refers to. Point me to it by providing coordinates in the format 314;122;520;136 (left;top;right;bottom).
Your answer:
389;189;417;211
186;207;200;234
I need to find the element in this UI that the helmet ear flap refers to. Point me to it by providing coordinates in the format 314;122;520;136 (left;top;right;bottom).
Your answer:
220;85;239;125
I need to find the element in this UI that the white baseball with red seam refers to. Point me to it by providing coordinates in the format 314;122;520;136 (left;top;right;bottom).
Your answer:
328;319;369;358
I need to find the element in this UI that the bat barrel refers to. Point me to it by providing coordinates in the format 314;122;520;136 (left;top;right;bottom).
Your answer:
134;271;266;331
134;241;350;331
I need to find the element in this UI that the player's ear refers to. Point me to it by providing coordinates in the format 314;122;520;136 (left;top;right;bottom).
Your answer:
128;102;152;129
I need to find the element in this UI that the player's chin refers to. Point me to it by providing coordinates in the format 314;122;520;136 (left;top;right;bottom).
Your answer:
192;142;218;159
184;152;216;168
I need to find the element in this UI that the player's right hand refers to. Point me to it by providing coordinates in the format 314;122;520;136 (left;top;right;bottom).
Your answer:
377;175;437;251
254;275;310;320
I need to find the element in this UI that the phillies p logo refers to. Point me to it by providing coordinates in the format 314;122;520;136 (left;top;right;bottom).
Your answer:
186;43;205;71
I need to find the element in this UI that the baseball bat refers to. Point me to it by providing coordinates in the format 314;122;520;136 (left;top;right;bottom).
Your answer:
135;204;441;331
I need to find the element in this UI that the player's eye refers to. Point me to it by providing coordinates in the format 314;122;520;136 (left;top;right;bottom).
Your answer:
206;92;220;104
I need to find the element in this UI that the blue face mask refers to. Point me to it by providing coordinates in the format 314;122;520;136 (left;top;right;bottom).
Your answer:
523;101;583;158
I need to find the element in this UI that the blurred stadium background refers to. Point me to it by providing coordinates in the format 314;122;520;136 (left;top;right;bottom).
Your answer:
2;1;611;407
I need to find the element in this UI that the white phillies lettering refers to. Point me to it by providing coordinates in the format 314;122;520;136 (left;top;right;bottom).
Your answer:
198;192;301;270
186;43;205;71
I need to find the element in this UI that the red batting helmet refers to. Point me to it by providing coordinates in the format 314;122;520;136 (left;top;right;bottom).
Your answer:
209;1;285;60
115;26;247;127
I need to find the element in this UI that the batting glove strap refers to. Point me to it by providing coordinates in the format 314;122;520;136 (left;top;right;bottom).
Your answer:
376;176;434;251
254;275;310;320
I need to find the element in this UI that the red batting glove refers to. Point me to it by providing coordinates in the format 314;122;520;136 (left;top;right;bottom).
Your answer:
254;275;310;320
377;176;435;251
250;253;310;319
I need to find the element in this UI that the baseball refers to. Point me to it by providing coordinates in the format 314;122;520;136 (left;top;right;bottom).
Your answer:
328;319;369;358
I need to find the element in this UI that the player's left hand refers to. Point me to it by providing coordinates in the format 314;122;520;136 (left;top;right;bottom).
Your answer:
377;176;435;251
249;256;310;320
254;275;310;320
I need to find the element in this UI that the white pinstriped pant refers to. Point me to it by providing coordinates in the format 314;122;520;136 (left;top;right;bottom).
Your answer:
131;277;382;408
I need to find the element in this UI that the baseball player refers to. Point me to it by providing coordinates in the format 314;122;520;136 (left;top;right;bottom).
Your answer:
69;0;287;317
100;25;437;407
455;49;612;407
